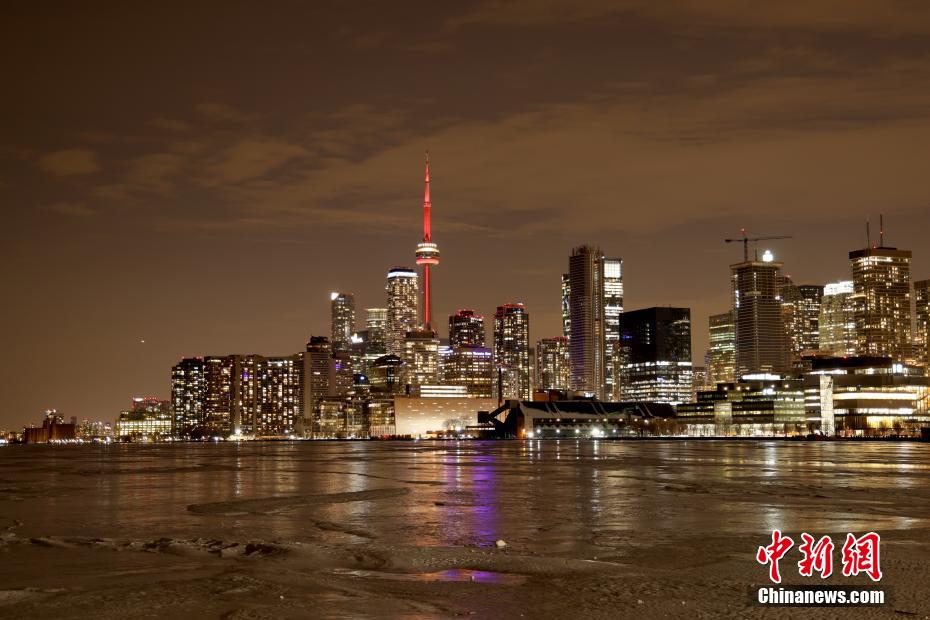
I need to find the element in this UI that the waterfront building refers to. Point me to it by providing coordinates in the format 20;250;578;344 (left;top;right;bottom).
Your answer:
781;280;823;361
449;309;486;348
441;346;493;397
535;336;570;391
202;355;237;436
805;356;930;436
567;245;623;399
330;291;356;351
115;397;172;441
732;250;788;378
707;312;735;386
393;395;496;437
256;355;304;436
914;279;930;367
849;244;912;361
617;307;693;405
304;336;332;425
819;281;858;356
171;357;204;435
386;267;418;356
493;303;531;400
402;330;441;392
22;410;77;443
676;379;807;437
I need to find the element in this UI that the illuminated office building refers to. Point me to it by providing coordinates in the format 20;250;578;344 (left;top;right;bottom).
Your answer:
819;281;858;356
915;280;930;367
732;251;788;378
781;280;823;361
849;244;912;361
386;267;418;356
403;330;441;392
535;336;570;391
116;397;173;441
617;307;693;405
567;245;622;399
441;346;493;397
493;303;531;400
449;309;486;348
330;292;356;351
707;312;735;386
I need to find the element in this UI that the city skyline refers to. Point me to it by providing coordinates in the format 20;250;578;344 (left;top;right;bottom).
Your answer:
5;1;930;427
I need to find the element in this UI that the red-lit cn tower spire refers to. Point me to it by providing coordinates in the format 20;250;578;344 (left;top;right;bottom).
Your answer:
415;151;440;332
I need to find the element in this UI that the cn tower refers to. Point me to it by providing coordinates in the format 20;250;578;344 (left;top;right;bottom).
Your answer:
415;151;439;332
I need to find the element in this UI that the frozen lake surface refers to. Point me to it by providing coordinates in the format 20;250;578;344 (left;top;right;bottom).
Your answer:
1;440;929;618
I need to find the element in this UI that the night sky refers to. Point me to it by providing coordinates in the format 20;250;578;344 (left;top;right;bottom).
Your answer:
3;1;930;428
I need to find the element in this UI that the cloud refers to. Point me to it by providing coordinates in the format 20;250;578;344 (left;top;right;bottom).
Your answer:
195;102;249;123
37;149;100;176
201;140;308;185
45;202;97;217
148;117;192;132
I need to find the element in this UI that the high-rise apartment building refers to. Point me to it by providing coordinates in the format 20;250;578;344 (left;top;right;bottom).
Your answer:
707;312;735;386
493;303;531;400
819;281;858;356
256;355;304;436
535;336;570;392
561;273;571;338
617;307;693;405
567;245;622;399
915;280;930;367
781;280;823;361
732;251;788;378
202;355;237;436
386;267;419;357
449;309;486;348
171;357;203;435
330;292;356;351
849;245;912;361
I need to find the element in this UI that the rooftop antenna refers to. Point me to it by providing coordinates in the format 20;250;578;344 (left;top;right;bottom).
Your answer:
866;219;871;249
879;213;885;247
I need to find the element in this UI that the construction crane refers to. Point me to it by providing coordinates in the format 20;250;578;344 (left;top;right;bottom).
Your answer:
725;229;792;262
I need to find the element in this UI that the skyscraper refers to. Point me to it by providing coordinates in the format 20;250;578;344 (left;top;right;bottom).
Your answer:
402;330;440;392
257;355;304;436
493;303;531;400
304;336;332;425
171;357;203;435
617;307;693;405
561;273;571;338
568;245;622;399
449;309;486;348
441;347;493;397
849;244;912;361
707;312;735;386
732;250;788;378
603;258;624;399
781;280;823;362
915;280;930;368
414;152;440;331
535;336;570;392
386;267;418;356
819;281;858;356
330;292;356;351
